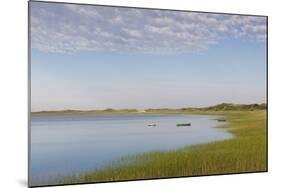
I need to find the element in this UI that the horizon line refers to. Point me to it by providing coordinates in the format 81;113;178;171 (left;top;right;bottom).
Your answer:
31;102;267;113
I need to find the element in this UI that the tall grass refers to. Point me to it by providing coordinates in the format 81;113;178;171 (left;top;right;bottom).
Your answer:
62;110;267;184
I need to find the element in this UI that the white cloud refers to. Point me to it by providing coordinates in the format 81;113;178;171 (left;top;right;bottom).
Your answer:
30;2;267;54
122;28;142;38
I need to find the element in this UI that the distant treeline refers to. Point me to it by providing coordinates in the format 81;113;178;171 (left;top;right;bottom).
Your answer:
146;103;267;112
32;108;138;115
202;103;267;111
31;103;267;115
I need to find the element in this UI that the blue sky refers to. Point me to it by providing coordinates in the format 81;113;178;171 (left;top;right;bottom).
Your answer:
30;2;267;111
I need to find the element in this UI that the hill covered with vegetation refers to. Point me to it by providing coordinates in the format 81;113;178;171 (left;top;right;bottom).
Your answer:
201;103;267;111
31;103;267;115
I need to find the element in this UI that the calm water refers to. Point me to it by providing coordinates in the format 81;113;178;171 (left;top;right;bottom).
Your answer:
30;114;233;185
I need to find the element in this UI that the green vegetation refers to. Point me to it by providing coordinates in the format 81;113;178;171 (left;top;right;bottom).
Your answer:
31;103;267;115
61;110;267;184
31;108;139;115
145;103;267;113
203;103;267;111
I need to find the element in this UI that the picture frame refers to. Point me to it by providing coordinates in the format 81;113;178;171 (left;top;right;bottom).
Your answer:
28;1;268;187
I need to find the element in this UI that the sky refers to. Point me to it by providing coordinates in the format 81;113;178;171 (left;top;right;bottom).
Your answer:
30;2;267;111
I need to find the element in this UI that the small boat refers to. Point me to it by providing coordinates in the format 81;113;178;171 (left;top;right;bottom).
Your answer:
176;123;191;126
148;123;156;127
217;119;226;122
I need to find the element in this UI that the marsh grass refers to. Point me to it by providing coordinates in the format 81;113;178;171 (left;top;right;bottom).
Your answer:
61;110;267;184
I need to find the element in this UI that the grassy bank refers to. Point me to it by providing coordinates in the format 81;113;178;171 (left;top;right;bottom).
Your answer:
61;110;267;184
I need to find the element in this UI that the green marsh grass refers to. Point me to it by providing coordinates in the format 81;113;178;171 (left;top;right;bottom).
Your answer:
62;110;267;184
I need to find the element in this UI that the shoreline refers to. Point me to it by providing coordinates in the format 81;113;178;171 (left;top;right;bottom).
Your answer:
31;112;230;186
49;110;267;186
30;103;267;116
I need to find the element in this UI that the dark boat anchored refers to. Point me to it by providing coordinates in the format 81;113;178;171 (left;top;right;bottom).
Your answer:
176;123;191;127
148;123;156;127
